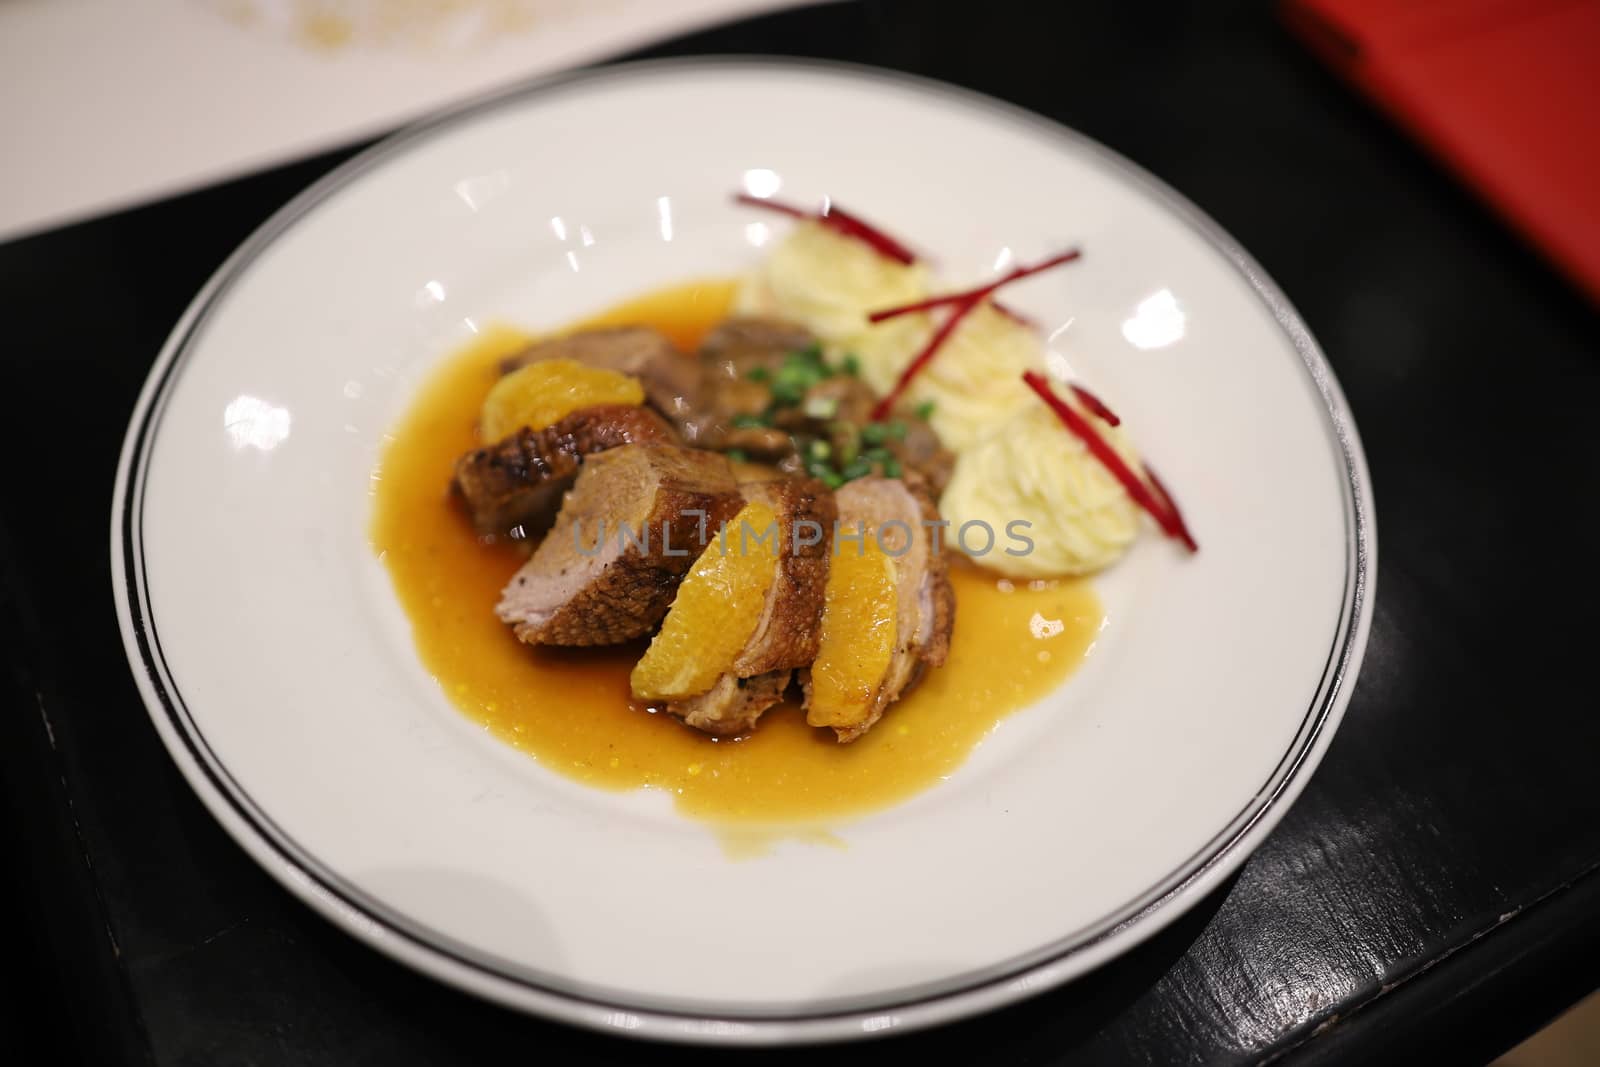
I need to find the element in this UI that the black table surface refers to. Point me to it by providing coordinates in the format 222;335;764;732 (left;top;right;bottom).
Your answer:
5;1;1598;1063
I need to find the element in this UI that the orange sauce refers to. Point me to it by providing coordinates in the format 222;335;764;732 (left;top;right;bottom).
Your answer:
371;279;1104;824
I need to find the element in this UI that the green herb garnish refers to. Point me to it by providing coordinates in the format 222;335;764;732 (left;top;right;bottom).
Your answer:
726;449;749;463
840;458;874;481
913;400;936;421
769;379;807;407
835;428;860;468
730;412;772;429
840;353;861;377
746;366;771;383
803;395;839;420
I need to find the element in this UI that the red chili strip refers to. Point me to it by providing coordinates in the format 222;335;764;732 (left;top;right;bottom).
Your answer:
869;296;984;421
1021;371;1196;552
733;193;917;265
1143;463;1199;552
867;249;1082;323
991;301;1039;332
1069;384;1121;426
865;249;1083;420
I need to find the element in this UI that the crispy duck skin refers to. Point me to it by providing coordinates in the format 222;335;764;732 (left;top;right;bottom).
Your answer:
451;404;676;538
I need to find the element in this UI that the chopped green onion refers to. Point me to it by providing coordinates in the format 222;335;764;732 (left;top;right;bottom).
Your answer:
746;366;771;383
837;434;860;467
769;381;806;407
882;456;903;478
726;449;749;463
913;400;936;421
807;439;832;461
840;353;861;377
731;412;771;429
802;395;838;419
782;342;835;380
862;446;893;464
860;422;888;446
840;458;873;481
884;419;908;441
772;357;826;404
820;470;845;489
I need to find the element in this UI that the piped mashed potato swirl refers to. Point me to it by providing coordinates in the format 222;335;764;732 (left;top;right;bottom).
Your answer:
736;221;928;352
742;220;1144;576
942;403;1141;576
864;303;1044;452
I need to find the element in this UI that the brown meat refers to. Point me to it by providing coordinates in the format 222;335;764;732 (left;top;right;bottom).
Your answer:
500;327;702;427
792;378;955;496
451;405;676;538
803;474;955;742
667;670;792;737
662;477;835;736
699;317;815;377
890;417;956;497
687;318;816;454
495;444;742;646
732;478;836;675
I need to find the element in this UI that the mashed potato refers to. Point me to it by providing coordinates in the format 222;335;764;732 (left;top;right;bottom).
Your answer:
940;400;1142;577
742;221;1141;576
874;304;1044;452
740;224;1042;451
736;221;928;350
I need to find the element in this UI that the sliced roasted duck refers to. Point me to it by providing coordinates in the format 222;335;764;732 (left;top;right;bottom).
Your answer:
451;404;676;538
653;477;837;736
495;443;742;646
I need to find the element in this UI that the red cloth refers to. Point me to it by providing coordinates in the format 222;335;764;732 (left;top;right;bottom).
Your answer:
1282;0;1600;305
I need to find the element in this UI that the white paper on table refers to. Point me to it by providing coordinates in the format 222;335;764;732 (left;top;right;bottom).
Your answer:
0;0;816;242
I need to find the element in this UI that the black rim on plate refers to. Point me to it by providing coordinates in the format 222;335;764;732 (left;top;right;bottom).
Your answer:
112;57;1373;1041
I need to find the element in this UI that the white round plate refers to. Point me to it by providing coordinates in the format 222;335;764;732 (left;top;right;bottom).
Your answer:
112;59;1374;1044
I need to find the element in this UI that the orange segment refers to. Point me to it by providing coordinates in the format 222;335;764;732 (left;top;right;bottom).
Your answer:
806;540;898;730
631;502;780;701
479;358;644;442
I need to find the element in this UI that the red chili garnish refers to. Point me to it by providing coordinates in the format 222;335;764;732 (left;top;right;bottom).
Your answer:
733;193;917;265
1069;384;1121;426
991;301;1039;332
1021;370;1197;552
866;249;1081;323
866;249;1083;420
1143;463;1199;553
868;297;983;421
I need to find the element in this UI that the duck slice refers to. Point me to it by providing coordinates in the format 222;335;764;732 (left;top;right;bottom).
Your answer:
495;443;742;646
667;669;793;738
662;477;836;735
451;404;676;539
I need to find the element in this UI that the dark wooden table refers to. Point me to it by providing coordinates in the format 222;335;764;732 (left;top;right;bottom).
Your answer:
4;2;1598;1063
